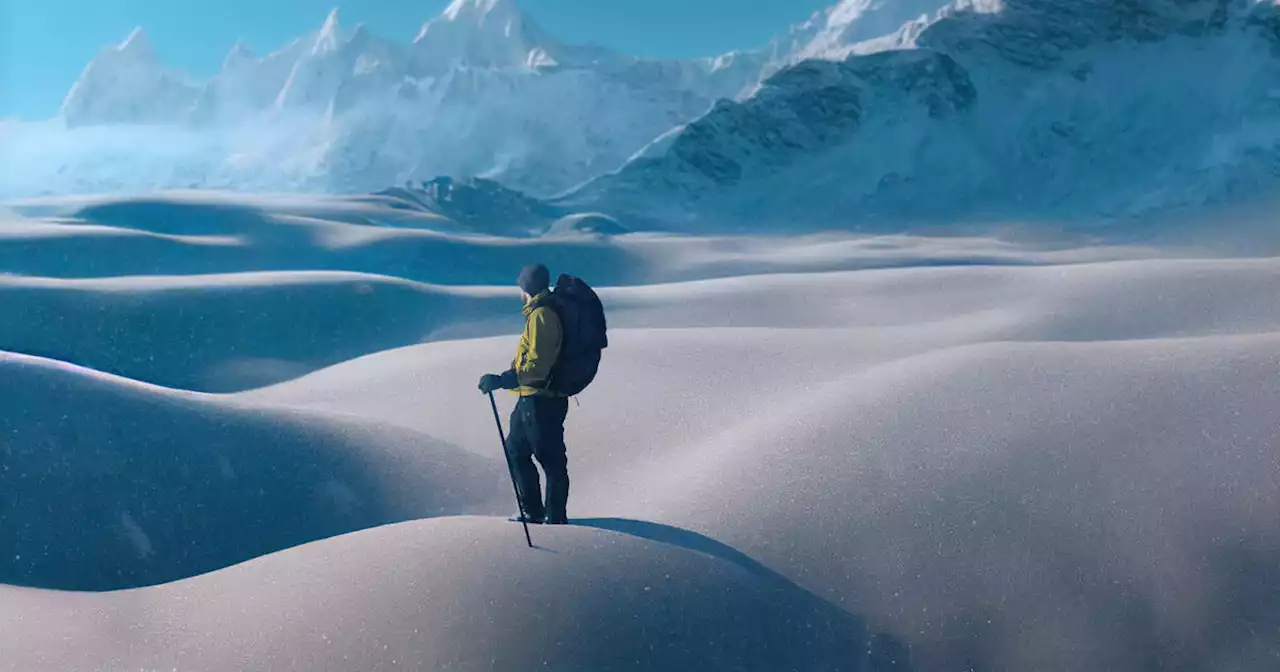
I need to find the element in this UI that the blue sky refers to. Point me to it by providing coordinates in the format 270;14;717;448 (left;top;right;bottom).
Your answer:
0;0;832;120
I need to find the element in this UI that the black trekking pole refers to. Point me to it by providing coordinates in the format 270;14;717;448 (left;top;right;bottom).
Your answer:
489;390;533;548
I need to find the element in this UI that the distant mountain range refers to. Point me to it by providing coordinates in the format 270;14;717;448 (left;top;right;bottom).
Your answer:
7;0;1280;232
43;0;926;199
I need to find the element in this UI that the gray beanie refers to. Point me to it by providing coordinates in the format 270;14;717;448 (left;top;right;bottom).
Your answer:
517;263;550;295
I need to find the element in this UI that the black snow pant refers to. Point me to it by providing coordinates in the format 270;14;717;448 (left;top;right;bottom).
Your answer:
505;394;570;521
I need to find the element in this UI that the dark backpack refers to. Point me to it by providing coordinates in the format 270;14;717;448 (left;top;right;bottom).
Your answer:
547;274;608;397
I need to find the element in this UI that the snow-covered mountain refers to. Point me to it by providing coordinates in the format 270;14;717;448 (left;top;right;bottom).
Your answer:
376;175;566;236
561;47;980;230
60;28;203;126
412;0;597;72
558;0;1280;229
15;0;1280;229
759;0;953;69
58;0;947;131
42;0;781;198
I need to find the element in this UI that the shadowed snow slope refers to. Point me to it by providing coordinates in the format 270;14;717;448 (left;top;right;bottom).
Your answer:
2;192;1168;280
13;254;1272;393
561;0;1280;229
638;334;1280;672
0;517;897;672
0;352;503;591
235;257;1280;671
243;331;1280;672
0;193;1200;393
0;272;512;392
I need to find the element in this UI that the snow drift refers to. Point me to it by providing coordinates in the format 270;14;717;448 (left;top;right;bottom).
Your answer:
242;304;1280;672
0;517;903;671
3;2;1280;668
0;193;1181;391
0;351;501;591
0;190;1277;670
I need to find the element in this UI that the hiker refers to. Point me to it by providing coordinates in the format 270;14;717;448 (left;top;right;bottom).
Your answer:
479;263;571;525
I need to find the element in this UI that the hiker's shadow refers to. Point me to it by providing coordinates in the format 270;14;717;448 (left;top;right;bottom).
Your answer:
573;517;916;672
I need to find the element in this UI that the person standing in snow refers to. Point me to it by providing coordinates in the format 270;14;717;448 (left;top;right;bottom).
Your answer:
478;263;571;525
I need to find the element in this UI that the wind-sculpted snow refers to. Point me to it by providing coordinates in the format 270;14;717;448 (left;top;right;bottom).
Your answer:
1;187;1277;669
4;2;1278;669
0;352;502;591
0;192;1187;391
0;518;906;672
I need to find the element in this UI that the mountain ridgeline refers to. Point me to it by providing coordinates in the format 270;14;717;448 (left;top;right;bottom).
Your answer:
15;0;1280;231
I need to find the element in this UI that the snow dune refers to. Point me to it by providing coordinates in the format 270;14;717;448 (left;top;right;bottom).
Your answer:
3;192;1165;282
0;193;1199;394
0;516;905;672
0;351;504;591
0;192;1277;670
630;333;1280;671
0;272;512;391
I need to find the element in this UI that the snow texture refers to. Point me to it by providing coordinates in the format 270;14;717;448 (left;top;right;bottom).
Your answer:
0;517;894;671
0;192;1278;670
2;3;1279;669
563;0;1280;229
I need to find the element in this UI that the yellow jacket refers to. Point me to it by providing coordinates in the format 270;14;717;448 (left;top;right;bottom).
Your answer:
509;290;564;397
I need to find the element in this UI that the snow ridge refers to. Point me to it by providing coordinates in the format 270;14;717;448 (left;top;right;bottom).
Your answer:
561;0;1280;229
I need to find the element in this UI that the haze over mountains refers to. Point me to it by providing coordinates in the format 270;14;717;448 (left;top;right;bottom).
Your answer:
7;0;1278;231
11;0;855;199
